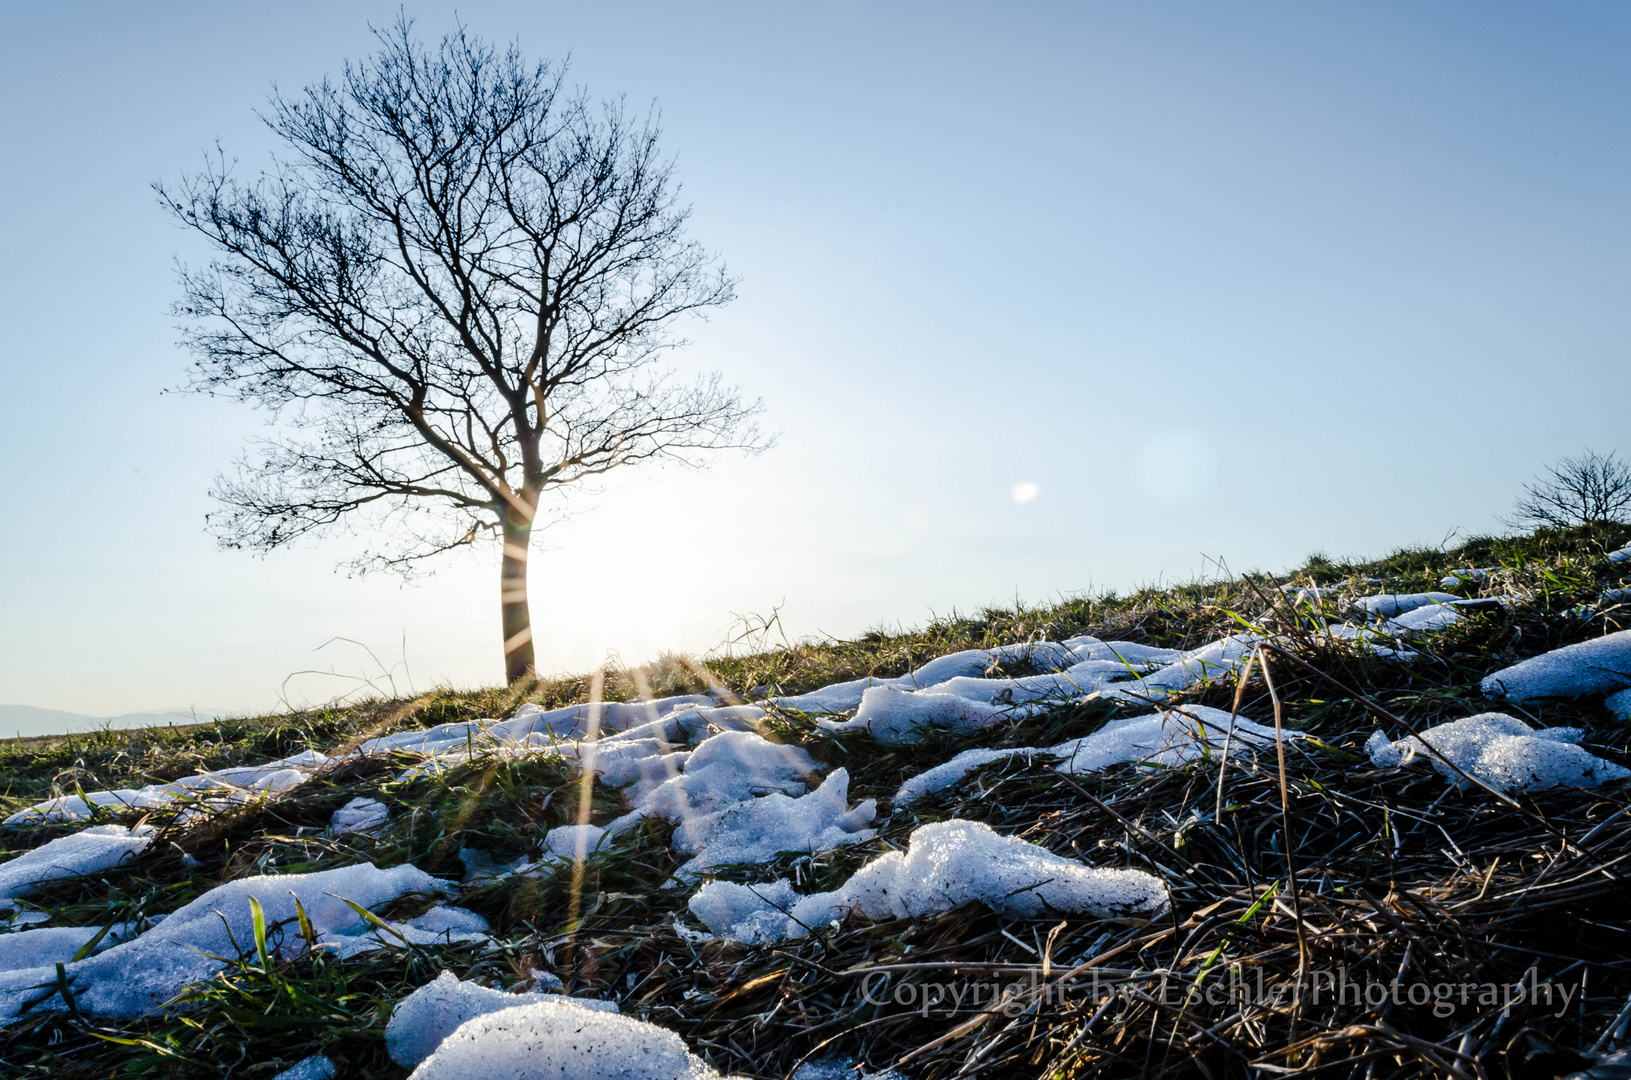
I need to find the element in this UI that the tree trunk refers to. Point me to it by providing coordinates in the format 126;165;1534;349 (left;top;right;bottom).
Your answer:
500;507;535;684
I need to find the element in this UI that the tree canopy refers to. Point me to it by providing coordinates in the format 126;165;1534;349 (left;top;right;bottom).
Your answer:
160;19;766;679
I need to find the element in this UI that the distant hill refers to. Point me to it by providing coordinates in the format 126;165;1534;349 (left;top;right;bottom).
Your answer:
0;704;229;739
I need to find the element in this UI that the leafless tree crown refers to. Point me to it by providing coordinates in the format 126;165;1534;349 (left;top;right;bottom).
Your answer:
1506;448;1631;530
158;18;767;574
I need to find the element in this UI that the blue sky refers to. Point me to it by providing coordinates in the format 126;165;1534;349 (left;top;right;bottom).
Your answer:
1;2;1627;720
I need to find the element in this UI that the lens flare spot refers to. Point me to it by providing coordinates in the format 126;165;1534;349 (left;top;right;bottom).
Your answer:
1011;482;1039;505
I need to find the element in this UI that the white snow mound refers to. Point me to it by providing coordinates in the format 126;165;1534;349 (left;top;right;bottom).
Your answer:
1364;713;1630;793
1357;592;1460;617
894;747;1043;806
1480;630;1631;702
0;862;447;1023
0;825;154;908
270;1055;336;1080
386;971;617;1068
1608;687;1631;721
331;797;390;834
634;731;819;822
406;1000;723;1080
673;768;875;880
689;819;1167;944
1051;705;1287;775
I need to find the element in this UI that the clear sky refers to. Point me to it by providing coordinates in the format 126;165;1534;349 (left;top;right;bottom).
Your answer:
1;2;1627;721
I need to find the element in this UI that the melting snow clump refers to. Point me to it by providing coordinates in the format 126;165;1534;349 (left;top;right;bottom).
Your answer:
0;825;154;908
1387;603;1463;633
634;731;818;821
406;1000;723;1079
1365;713;1630;793
672;768;875;880
0;862;447;1023
688;879;804;944
331;797;390;834
1480;630;1631;702
3;753;328;825
1608;687;1631;721
689;819;1166;943
270;1055;337;1080
1356;592;1460;617
0;922;140;973
1051;706;1287;775
386;971;617;1068
893;747;1043;805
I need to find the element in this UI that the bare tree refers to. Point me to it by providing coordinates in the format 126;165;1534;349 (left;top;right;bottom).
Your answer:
1506;449;1631;530
159;19;767;683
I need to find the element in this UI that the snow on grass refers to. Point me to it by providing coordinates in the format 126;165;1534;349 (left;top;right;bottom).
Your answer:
1356;591;1461;617
1364;713;1631;793
769;640;1160;716
385;971;618;1069
818;684;1011;745
1051;705;1287;775
0;862;448;1023
1108;634;1259;700
671;767;875;881
687;819;1167;944
0;920;141;973
405;999;724;1080
363;697;715;756
270;1055;337;1080
1480;629;1631;702
0;618;1435;825
893;747;1045;806
630;730;819;821
1440;568;1495;591
1386;602;1465;632
685;879;805;945
0;824;154;908
1609;687;1631;721
331;796;390;834
3;753;328;825
1063;636;1185;665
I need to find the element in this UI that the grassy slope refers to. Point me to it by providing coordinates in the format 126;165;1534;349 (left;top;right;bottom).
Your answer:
2;522;1629;1079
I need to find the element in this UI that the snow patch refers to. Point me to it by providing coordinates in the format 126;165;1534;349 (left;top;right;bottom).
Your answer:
894;747;1044;806
688;819;1167;944
270;1055;336;1080
1365;713;1630;793
1480;630;1631;702
0;825;154;908
673;768;875;881
385;971;617;1068
1051;705;1287;775
331;797;389;835
0;862;448;1023
1608;687;1631;721
1386;603;1463;633
1356;592;1460;617
0;922;140;973
405;999;721;1080
633;731;819;822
